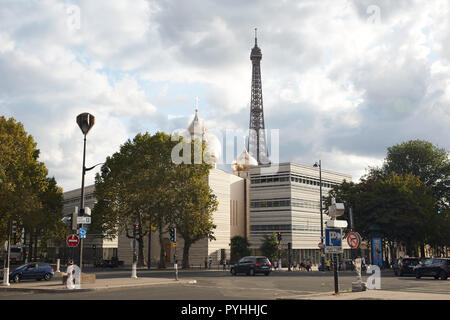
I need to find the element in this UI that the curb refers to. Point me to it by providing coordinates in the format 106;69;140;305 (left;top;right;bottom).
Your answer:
0;279;197;294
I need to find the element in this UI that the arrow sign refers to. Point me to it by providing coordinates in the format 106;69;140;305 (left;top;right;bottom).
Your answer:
77;217;91;224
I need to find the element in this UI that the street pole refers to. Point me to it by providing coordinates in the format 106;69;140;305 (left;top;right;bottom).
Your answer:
132;225;137;278
333;253;339;294
174;246;178;281
79;134;87;273
319;160;325;272
2;220;12;286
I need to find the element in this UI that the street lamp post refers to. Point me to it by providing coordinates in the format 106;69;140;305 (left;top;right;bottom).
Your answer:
76;113;95;273
314;160;325;272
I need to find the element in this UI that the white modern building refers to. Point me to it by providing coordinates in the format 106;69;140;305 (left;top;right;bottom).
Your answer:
248;162;352;265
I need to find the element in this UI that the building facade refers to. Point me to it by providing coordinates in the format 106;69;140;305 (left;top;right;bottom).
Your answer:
248;162;352;265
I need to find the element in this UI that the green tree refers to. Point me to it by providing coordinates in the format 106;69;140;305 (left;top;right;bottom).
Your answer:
230;236;251;264
166;138;218;269
93;132;218;269
259;233;278;262
0;116;65;249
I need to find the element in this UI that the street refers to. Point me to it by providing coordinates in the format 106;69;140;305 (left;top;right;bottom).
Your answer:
1;269;449;300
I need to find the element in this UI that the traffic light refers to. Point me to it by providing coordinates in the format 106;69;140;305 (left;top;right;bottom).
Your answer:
437;208;441;214
11;220;17;234
169;227;176;242
277;232;282;242
135;224;141;232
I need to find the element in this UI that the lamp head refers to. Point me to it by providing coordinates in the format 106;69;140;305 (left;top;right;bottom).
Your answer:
76;113;95;135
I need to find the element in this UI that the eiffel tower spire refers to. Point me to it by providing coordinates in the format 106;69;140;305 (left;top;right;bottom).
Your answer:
248;28;269;164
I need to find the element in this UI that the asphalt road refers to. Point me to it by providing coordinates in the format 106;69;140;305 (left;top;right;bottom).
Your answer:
1;269;449;300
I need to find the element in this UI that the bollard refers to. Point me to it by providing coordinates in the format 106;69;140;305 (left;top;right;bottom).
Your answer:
131;263;137;278
2;268;10;286
56;259;60;272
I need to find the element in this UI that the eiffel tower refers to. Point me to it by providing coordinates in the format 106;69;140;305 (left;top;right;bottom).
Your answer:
247;28;269;165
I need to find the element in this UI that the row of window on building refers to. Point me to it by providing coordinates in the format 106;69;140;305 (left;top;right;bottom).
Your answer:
250;224;321;232
251;174;339;189
250;198;320;210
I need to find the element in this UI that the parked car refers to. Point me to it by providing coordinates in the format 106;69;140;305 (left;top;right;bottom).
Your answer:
393;257;420;276
231;256;272;276
9;262;54;283
95;259;120;268
415;258;450;280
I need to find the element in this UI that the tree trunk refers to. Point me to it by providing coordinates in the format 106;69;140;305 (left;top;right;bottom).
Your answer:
182;241;191;269
158;226;166;269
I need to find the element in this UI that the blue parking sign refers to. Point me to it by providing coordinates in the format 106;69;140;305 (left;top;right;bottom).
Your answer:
325;228;342;253
79;227;86;235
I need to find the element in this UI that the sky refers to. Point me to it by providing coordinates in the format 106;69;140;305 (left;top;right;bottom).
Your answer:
0;0;449;191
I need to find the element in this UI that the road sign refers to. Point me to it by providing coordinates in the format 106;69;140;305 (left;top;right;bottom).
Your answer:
79;228;87;235
66;234;80;247
325;228;343;254
79;234;86;239
347;231;361;249
77;217;91;224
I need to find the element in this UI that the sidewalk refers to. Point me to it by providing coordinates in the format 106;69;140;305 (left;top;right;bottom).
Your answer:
285;289;450;300
0;276;196;293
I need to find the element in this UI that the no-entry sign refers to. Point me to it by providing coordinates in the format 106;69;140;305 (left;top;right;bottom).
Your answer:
347;231;361;249
66;234;80;247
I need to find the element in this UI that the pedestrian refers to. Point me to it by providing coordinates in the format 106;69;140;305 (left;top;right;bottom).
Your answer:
307;258;312;272
326;259;331;271
293;260;297;270
204;257;208;269
209;256;212;269
300;261;305;271
274;260;278;270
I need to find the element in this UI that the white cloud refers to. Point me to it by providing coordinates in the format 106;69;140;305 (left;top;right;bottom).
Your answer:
0;0;449;191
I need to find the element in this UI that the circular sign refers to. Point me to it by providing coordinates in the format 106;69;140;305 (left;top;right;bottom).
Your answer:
347;232;361;249
66;234;80;247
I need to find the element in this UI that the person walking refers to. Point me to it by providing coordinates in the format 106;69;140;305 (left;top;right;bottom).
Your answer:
208;256;212;269
326;259;331;271
204;257;208;269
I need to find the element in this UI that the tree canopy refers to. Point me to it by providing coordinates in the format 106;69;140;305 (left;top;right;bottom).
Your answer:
93;131;218;268
0;116;65;245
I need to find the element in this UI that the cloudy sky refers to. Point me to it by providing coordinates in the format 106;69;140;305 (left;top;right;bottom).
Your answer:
1;0;449;191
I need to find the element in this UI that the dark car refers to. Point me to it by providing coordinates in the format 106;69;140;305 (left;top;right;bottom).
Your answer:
415;258;450;280
393;257;420;276
9;262;54;283
231;256;272;276
95;259;119;268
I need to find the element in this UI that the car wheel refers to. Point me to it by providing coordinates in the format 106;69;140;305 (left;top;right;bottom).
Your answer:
264;272;270;276
248;268;255;276
12;274;20;283
231;268;236;276
394;270;398;276
415;271;421;279
44;273;52;281
440;271;448;281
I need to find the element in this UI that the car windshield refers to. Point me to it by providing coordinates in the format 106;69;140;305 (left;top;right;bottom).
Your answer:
256;258;269;264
